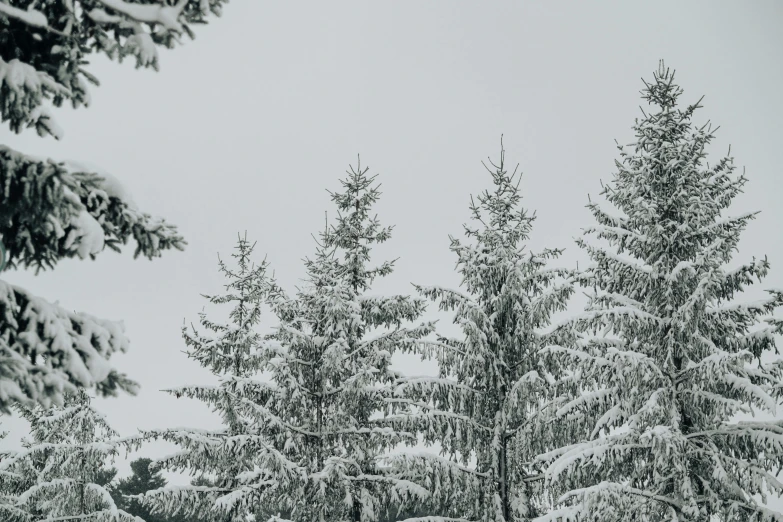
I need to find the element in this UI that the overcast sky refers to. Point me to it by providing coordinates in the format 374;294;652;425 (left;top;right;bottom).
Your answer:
2;0;783;506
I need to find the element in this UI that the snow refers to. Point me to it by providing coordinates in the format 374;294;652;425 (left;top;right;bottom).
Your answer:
5;393;131;520
590;245;654;274
0;278;130;412
702;211;759;232
721;373;777;414
27;106;64;139
0;3;48;28
588;203;630;227
668;260;695;280
96;0;185;31
398;518;472;522
583;224;648;243
0;57;70;96
0;57;70;139
127;29;158;68
69;210;106;258
707;296;778;316
64;160;138;210
86;7;123;24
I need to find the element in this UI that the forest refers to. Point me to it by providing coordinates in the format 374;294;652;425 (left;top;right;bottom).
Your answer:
1;1;782;521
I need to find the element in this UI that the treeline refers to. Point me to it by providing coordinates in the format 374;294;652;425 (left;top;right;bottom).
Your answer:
1;62;782;522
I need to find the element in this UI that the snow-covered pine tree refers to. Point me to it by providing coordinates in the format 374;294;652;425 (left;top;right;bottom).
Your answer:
535;62;783;522
383;142;574;522
136;233;293;522
0;389;141;522
0;149;186;412
1;0;229;140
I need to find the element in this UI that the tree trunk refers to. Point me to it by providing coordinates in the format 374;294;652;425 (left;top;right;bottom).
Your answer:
500;436;511;522
352;498;362;522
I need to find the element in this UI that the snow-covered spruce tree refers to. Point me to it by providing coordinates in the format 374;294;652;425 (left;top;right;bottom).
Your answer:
136;233;291;522
0;149;185;412
535;63;783;522
0;389;140;522
1;0;229;140
383;143;573;522
251;162;434;521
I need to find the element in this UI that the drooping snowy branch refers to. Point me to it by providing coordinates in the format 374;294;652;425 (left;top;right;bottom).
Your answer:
0;147;185;272
0;279;138;413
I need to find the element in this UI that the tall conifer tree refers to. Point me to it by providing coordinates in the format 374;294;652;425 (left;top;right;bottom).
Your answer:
138;234;295;522
248;162;433;521
385;143;573;521
536;63;783;522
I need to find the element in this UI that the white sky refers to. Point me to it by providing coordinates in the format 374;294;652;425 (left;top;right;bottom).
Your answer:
2;0;783;509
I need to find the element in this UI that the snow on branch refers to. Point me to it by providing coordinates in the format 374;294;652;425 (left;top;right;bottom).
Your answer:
706;293;781;318
559;481;682;510
586;202;629;228
555;387;618;419
386;451;490;481
583;224;648;244
1;0;229;139
0;56;70;139
0;279;137;412
414;285;480;310
0;146;185;271
0;4;48;31
394;376;484;397
382;398;491;433
95;0;189;31
580;241;655;275
696;211;759;235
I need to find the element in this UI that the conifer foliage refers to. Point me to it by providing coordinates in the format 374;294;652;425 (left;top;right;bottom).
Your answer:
386;143;573;521
536;63;783;522
111;458;167;522
141;162;433;521
0;390;139;522
1;0;229;140
138;234;282;522
0;148;185;413
1;0;221;412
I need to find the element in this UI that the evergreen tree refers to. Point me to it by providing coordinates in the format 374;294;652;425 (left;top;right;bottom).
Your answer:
384;143;573;521
259;163;434;521
137;233;284;522
111;458;167;522
0;389;141;521
141;161;434;521
535;62;783;522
